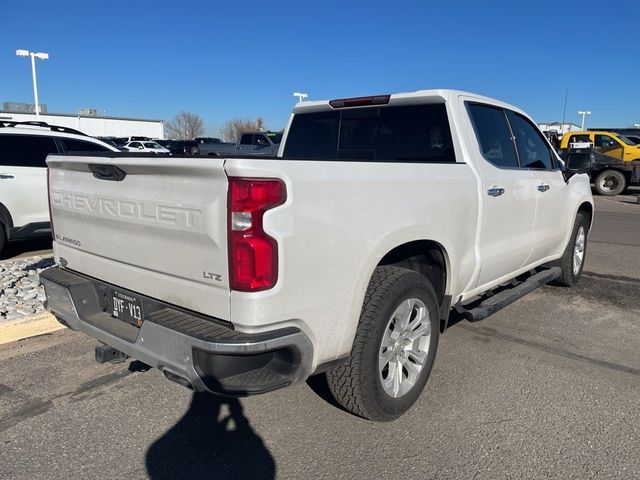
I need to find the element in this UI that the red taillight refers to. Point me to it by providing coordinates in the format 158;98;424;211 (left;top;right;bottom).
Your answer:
329;95;390;108
228;177;286;292
47;167;54;240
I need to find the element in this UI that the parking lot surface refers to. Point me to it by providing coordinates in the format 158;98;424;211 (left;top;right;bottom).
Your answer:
1;192;639;480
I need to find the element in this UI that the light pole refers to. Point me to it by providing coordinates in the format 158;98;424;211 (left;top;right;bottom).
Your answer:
293;92;308;103
577;110;591;130
16;49;49;118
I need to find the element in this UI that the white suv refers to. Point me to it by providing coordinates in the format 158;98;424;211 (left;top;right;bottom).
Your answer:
123;141;170;154
0;121;118;252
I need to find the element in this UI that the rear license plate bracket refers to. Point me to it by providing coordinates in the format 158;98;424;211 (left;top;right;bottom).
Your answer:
109;288;145;327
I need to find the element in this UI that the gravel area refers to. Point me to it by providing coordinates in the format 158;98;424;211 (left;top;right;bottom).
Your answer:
0;255;55;321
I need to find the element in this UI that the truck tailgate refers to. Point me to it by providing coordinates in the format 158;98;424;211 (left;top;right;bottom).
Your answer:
46;154;230;321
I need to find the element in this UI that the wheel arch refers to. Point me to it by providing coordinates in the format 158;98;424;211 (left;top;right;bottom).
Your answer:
0;202;13;232
377;240;449;302
376;239;452;333
577;201;594;230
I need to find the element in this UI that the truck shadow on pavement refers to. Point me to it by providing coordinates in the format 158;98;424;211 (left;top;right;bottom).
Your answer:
145;388;275;480
0;238;52;260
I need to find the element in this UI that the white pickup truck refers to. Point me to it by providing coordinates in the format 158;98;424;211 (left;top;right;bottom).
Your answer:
42;90;594;421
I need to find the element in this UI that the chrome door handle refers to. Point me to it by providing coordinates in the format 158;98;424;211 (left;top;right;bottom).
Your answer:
0;174;14;179
538;184;550;192
487;187;505;197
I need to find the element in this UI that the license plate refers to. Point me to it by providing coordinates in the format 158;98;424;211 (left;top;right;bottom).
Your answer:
109;288;144;327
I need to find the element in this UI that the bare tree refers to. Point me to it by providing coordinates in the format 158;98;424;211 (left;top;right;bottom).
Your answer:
220;116;265;141
165;112;205;140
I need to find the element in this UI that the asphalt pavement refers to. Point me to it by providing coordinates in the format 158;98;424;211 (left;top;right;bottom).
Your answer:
1;191;639;479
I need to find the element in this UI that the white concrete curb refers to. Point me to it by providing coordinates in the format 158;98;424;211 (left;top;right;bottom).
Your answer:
0;312;65;346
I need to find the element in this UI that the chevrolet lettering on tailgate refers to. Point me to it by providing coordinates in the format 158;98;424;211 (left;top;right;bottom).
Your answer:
51;190;202;228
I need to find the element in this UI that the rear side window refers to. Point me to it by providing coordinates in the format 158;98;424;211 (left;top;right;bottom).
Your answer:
467;103;519;169
283;104;455;162
506;111;555;169
62;138;111;152
0;134;59;167
240;134;254;145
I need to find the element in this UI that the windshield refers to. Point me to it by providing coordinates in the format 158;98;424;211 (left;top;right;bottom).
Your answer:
617;135;636;146
144;142;162;148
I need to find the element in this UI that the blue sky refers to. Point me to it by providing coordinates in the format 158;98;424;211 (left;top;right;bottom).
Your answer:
2;0;638;136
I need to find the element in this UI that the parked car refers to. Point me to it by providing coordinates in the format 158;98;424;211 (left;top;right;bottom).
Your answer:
156;139;198;155
42;89;593;421
588;128;640;144
96;137;128;151
123;141;170;154
0;121;118;252
192;137;235;156
194;131;282;156
193;137;224;144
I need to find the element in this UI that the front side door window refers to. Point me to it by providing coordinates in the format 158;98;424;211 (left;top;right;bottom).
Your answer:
506;111;555;170
255;135;270;146
594;134;623;155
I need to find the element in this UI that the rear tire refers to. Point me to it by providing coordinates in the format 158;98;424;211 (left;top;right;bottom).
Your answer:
594;169;626;196
551;212;589;287
0;223;5;254
327;266;440;421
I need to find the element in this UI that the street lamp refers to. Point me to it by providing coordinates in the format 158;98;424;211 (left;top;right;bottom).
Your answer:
16;49;49;118
293;92;308;103
577;110;591;130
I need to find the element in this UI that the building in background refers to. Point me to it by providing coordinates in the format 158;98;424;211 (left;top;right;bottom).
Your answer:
2;102;47;114
537;122;583;136
0;105;164;139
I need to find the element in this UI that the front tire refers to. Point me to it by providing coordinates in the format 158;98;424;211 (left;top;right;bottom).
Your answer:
594;169;626;196
552;212;589;287
327;266;440;421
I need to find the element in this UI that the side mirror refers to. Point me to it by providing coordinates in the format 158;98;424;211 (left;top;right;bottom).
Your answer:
562;151;592;182
137;145;144;150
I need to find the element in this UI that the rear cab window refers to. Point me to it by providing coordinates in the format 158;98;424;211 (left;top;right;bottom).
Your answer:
283;103;456;163
0;134;59;167
567;134;592;144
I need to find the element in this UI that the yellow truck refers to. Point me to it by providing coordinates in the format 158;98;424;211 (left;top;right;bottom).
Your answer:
558;131;640;195
560;131;640;162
